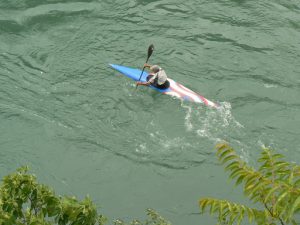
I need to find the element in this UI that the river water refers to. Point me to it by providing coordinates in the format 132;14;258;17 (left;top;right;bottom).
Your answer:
0;0;299;224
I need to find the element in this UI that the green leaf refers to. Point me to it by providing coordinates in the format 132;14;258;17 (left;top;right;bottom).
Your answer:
272;153;284;160
288;195;300;219
230;168;242;180
227;202;233;212
274;161;289;169
219;148;234;159
225;161;240;172
216;143;229;155
264;186;280;203
238;205;245;225
219;201;224;217
244;174;259;188
199;199;210;212
244;172;257;182
246;208;254;223
235;174;246;186
278;200;290;222
210;201;218;215
229;210;239;224
248;181;263;195
222;155;238;164
288;169;295;184
274;191;289;211
294;178;300;187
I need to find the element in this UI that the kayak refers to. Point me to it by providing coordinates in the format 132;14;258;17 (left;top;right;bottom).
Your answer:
110;64;219;108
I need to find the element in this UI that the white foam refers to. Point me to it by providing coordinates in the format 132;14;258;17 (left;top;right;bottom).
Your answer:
180;101;245;146
264;84;278;88
181;103;193;131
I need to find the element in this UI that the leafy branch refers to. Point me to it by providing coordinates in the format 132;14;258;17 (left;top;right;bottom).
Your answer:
0;166;106;225
0;167;169;225
200;143;300;225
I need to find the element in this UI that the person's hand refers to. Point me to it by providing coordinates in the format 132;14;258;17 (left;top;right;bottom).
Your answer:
136;81;142;86
144;63;150;68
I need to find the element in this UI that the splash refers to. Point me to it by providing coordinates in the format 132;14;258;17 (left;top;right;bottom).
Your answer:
181;103;193;131
181;101;246;148
191;101;253;163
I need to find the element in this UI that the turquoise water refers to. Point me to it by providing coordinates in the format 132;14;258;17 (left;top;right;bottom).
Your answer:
0;0;299;224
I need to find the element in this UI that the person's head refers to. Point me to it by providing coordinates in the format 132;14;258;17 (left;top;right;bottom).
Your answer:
150;65;160;73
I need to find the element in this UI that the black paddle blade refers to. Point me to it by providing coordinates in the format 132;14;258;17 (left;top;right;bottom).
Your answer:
147;44;154;58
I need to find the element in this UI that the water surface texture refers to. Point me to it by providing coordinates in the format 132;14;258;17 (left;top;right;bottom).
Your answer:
0;0;300;224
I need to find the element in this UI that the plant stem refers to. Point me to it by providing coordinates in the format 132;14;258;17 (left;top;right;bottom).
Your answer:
263;201;285;225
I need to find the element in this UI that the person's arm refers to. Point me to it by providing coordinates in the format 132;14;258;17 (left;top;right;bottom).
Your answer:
136;74;155;86
144;63;152;68
136;69;156;86
136;81;150;86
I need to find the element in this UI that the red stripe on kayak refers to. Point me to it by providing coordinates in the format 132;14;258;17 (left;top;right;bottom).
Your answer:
171;82;195;102
177;83;211;105
169;86;185;99
178;83;205;103
196;94;209;106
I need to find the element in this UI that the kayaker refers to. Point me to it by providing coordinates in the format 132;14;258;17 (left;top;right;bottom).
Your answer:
136;64;170;89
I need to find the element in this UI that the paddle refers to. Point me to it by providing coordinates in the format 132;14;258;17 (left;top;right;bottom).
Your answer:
135;44;154;89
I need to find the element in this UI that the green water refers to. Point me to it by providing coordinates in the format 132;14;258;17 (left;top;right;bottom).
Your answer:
0;0;300;224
